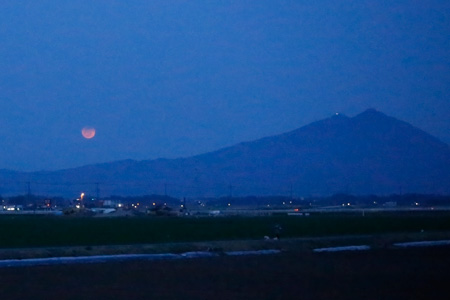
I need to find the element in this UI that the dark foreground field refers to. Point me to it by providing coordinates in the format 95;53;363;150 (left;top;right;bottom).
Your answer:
2;211;450;248
1;212;450;299
1;246;450;300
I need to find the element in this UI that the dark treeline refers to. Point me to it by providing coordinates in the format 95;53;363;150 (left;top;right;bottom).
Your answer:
307;193;450;208
107;194;181;208
187;193;450;209
2;193;450;210
1;194;181;210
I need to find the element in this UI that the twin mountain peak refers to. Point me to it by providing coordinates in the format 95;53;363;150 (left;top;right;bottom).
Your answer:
2;109;449;197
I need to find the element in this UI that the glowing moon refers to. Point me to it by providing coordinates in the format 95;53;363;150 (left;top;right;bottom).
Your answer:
81;127;96;139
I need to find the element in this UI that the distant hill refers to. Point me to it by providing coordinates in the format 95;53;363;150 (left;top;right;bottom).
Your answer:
1;109;450;198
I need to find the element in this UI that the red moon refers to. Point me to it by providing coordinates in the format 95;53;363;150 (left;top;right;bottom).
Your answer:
81;127;96;139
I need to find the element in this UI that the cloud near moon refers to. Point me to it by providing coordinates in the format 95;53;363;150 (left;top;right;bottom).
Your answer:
81;127;96;139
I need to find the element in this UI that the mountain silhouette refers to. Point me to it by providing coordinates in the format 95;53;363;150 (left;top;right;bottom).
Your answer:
1;109;449;197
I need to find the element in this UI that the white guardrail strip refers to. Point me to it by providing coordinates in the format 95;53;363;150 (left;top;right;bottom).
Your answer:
393;240;450;248
0;250;282;268
313;245;371;252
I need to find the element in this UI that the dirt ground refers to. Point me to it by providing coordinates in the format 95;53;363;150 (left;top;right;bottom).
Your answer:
1;246;450;299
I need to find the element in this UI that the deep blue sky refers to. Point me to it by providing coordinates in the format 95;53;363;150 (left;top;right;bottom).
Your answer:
0;1;449;171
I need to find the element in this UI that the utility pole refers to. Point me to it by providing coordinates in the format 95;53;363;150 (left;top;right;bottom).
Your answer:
95;182;100;201
26;181;34;213
164;183;167;197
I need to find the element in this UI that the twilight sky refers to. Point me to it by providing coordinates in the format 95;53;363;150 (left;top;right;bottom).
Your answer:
0;1;449;171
